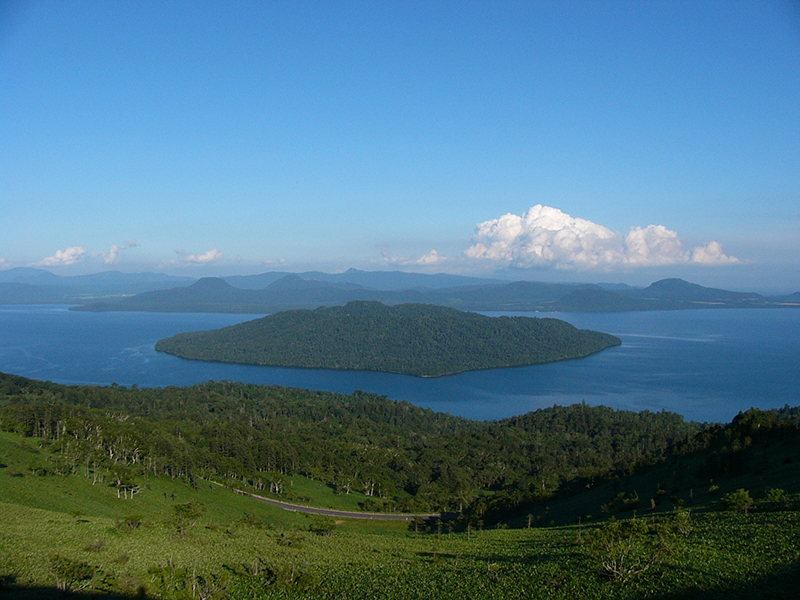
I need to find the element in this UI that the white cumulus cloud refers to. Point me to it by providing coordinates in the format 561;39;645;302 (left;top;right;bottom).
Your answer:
101;240;140;265
33;247;88;267
622;225;686;266
690;241;739;265
177;248;223;265
465;205;738;270
413;250;445;265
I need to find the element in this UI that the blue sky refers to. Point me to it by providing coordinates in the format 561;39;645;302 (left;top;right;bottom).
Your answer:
2;1;799;292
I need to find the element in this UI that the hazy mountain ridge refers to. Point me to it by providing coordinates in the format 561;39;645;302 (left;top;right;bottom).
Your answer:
74;274;799;313
628;278;763;303
2;267;797;312
222;268;503;291
0;268;194;303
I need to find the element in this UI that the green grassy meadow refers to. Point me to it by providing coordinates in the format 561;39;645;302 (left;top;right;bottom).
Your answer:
2;430;799;599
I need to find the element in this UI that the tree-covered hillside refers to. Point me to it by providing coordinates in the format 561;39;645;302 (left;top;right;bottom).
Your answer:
0;373;692;514
154;301;621;376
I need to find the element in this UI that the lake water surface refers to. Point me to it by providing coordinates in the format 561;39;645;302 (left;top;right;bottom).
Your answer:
0;305;798;423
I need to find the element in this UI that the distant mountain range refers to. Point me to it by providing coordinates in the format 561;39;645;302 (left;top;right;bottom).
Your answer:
1;266;797;313
31;268;794;313
221;267;503;291
0;267;504;305
0;268;194;303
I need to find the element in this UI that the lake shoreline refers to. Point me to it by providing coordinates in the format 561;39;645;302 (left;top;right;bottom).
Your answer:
1;305;798;424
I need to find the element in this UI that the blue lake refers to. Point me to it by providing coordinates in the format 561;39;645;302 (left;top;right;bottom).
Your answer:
0;305;798;423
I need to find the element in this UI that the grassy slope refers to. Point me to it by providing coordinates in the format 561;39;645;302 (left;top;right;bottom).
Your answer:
0;432;394;532
0;431;391;520
280;474;382;512
2;501;799;599
2;431;800;599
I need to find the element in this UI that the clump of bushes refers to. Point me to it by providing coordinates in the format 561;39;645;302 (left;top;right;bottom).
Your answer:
721;488;753;514
585;511;691;583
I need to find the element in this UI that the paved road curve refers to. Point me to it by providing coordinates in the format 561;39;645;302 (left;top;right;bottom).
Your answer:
214;482;443;521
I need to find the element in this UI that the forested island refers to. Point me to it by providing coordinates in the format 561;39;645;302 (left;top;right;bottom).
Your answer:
154;301;621;376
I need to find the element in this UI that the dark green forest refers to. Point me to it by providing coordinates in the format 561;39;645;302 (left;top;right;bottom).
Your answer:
0;372;702;515
154;301;621;376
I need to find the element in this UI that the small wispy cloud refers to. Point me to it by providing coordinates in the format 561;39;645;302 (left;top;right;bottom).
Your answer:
100;240;140;265
464;205;738;270
32;247;87;267
379;248;446;266
262;258;287;267
176;248;223;265
415;250;445;265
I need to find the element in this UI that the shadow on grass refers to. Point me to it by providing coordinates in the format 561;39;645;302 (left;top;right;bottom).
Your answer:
652;560;800;600
0;585;148;599
2;560;798;599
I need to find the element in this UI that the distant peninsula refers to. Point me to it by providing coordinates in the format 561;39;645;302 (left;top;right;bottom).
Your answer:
155;301;621;377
